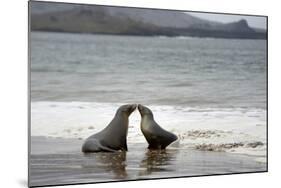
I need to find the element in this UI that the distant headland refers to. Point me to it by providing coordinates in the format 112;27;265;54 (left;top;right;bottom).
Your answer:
30;2;267;39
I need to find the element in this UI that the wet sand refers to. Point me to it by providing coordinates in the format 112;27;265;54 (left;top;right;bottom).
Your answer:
29;136;266;187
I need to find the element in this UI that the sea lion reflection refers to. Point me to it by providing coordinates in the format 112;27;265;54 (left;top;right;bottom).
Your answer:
83;151;127;179
138;149;176;176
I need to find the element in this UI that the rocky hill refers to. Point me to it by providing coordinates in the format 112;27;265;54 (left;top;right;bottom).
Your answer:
30;1;266;39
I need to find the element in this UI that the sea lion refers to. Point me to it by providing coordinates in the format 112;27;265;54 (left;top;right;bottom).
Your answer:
138;104;178;150
82;104;137;153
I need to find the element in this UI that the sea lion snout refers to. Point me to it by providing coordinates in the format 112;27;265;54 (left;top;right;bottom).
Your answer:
137;104;152;117
129;104;137;113
137;104;141;110
137;104;144;114
118;104;137;115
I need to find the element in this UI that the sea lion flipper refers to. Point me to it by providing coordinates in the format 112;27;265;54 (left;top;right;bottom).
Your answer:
82;139;117;152
99;140;121;152
167;136;180;148
98;144;118;152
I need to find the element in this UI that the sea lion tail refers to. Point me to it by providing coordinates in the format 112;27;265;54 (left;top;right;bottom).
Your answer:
167;136;180;149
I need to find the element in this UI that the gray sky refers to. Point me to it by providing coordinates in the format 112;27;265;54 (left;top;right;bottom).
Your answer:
189;12;267;29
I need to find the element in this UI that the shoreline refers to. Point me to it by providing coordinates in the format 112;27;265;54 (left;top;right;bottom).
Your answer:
30;101;267;160
30;30;267;40
30;136;267;162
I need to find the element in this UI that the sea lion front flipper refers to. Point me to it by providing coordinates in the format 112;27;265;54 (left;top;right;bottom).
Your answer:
99;140;121;152
147;135;161;149
82;139;117;152
148;134;174;149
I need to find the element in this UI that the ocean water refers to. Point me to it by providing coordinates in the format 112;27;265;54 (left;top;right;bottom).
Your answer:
30;32;267;161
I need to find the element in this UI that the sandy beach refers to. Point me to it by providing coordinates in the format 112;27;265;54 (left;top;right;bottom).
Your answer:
29;136;266;187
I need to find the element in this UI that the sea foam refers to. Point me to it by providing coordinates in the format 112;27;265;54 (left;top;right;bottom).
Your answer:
31;101;266;161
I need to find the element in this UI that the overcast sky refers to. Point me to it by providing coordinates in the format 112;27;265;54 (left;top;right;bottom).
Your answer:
189;12;267;29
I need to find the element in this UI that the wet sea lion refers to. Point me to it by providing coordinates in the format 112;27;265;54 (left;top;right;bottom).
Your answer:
138;104;178;150
82;104;137;153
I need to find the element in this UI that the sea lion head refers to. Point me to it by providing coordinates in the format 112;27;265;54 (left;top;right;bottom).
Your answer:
137;104;153;117
117;104;137;116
